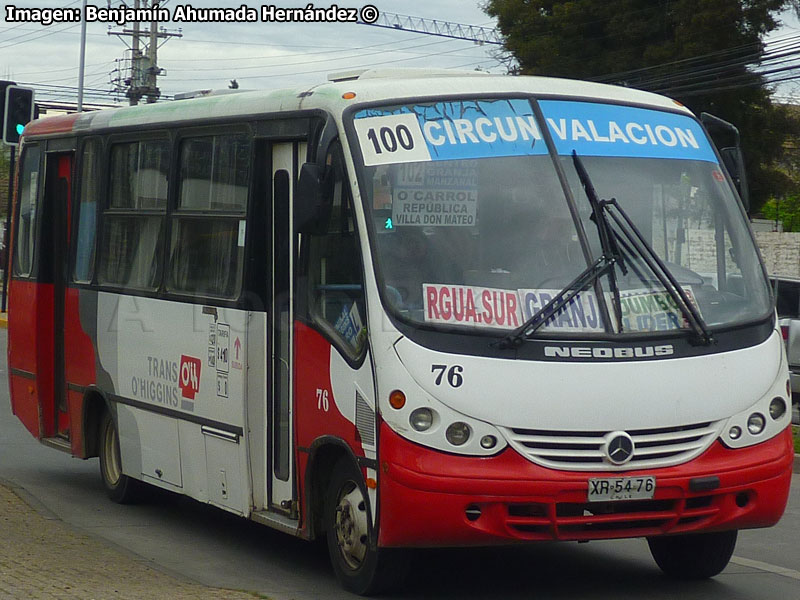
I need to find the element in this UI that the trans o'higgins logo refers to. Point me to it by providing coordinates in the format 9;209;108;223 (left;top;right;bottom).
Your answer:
544;344;674;359
179;355;201;399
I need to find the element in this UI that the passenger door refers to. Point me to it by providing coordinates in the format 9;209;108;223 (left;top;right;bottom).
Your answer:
7;147;74;443
269;141;304;513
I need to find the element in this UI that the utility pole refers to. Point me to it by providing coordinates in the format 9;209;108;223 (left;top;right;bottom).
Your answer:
77;0;87;111
131;0;141;105
148;5;159;103
108;0;181;106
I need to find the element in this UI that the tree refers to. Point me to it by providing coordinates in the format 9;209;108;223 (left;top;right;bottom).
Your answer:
761;194;800;231
484;0;800;213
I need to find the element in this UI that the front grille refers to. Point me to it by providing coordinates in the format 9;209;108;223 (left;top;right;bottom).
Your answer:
502;421;723;471
355;391;376;447
503;496;720;541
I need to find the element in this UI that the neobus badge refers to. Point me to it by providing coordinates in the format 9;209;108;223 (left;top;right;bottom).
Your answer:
543;345;675;359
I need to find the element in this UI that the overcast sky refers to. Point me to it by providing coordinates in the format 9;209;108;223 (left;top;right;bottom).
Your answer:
1;1;503;105
2;1;799;106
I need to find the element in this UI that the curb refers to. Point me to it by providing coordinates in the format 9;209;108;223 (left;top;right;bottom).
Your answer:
0;312;6;329
795;454;800;474
0;477;225;592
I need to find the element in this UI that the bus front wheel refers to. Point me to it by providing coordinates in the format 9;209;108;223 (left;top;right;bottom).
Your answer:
324;458;407;595
647;530;738;579
98;411;142;504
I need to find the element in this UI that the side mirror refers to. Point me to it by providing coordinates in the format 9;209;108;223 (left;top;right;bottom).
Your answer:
719;146;749;213
295;162;330;234
700;112;750;213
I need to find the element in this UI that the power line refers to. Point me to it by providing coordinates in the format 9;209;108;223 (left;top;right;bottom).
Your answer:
630;37;800;90
165;43;490;83
164;37;490;74
6;61;108;78
588;29;800;100
164;29;456;63
0;21;81;50
592;36;783;83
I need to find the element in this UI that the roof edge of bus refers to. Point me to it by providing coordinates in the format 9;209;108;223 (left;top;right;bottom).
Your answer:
327;68;492;82
20;72;693;139
173;88;251;101
23;112;83;138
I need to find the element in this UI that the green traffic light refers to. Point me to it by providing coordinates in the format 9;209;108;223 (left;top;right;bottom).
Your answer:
15;124;24;135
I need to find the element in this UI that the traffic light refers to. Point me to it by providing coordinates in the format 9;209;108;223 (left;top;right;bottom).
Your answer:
0;80;14;130
3;85;34;146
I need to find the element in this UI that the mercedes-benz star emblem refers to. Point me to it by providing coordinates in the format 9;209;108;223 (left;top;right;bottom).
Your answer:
605;432;635;465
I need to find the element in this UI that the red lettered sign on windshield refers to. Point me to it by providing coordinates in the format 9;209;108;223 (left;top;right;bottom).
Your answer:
424;284;523;329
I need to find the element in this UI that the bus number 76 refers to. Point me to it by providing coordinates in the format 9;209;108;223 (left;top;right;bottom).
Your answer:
316;388;330;412
431;364;464;388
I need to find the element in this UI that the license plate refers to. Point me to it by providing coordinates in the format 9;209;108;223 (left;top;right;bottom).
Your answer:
587;476;656;502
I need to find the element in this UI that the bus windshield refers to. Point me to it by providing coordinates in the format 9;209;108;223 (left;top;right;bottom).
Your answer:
350;97;771;337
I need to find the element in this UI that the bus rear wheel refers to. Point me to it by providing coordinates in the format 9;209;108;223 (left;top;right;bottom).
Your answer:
98;411;142;504
648;530;738;579
324;458;407;595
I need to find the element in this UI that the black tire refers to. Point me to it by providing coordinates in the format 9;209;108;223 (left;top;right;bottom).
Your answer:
324;458;408;595
648;530;738;579
98;411;142;504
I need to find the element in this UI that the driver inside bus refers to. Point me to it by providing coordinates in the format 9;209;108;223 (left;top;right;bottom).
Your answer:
507;212;585;288
379;227;444;309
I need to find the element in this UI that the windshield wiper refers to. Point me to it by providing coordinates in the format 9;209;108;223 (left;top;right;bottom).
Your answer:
576;148;713;345
572;151;627;332
497;151;714;349
496;152;626;348
574;151;713;345
495;255;619;348
601;196;714;345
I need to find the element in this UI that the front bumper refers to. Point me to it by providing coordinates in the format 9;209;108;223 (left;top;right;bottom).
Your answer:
377;423;794;548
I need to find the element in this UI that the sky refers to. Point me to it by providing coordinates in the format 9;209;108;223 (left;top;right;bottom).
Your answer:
1;1;800;107
0;1;504;105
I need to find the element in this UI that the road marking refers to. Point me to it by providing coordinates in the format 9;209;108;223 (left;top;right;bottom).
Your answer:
731;556;800;580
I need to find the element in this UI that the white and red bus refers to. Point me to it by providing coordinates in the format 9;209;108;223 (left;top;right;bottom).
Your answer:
7;69;795;594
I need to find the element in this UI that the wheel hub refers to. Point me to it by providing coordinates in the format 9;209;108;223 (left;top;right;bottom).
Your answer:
334;483;368;569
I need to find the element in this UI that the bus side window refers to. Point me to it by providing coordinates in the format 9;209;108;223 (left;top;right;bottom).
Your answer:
13;144;42;278
302;148;367;356
73;138;101;283
167;134;250;298
97;139;169;290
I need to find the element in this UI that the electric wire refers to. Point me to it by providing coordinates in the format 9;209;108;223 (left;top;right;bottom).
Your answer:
630;41;800;91
586;30;800;99
165;43;489;83
591;32;800;83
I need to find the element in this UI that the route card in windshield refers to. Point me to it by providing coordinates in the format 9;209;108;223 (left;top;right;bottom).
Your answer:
424;284;701;333
353;99;548;166
538;100;718;163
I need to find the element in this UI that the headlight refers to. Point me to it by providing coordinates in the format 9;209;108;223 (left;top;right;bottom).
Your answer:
446;422;471;446
480;435;498;449
720;336;792;449
747;413;766;435
410;408;434;432
769;397;787;420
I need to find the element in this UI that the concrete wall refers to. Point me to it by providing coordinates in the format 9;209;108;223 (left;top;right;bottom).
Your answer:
754;232;800;278
684;230;800;279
